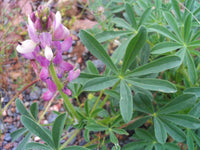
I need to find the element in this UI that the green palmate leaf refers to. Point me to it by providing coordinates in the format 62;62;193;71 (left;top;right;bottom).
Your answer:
161;119;185;142
16;132;32;150
79;30;118;73
52;113;67;149
84;129;90;142
126;78;177;93
184;13;192;42
73;73;101;84
135;128;155;141
83;76;118;91
151;42;183;54
161;114;200;129
125;3;137;29
163;11;182;40
158;94;196;114
104;89;120;100
149;24;180;42
126;56;181;77
95;31;133;43
122;141;149;150
127;116;151;130
154;117;167;144
30;102;38;120
84;100;89;115
112;17;133;30
86;60;99;74
110;131;118;144
164;143;180;150
120;80;133;123
112;128;128;135
25;142;53;150
155;143;165;150
62;146;90;150
133;93;154;114
138;7;152;27
122;26;147;72
131;85;153;100
16;98;33;119
175;48;186;63
187;129;194;150
186;50;197;85
21;116;54;148
10;127;27;142
111;39;130;64
171;0;182;20
86;120;108;132
184;87;200;98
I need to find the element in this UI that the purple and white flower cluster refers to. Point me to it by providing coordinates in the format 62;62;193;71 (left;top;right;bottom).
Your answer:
16;6;80;101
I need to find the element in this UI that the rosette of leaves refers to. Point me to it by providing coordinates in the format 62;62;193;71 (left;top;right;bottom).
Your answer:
149;0;200;86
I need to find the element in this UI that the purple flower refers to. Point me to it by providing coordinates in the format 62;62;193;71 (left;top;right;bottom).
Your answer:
42;78;57;101
67;69;80;82
62;84;72;96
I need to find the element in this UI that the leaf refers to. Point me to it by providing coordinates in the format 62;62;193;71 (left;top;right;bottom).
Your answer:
184;87;200;98
171;0;182;20
84;100;89;115
86;121;108;132
95;31;133;43
163;11;182;40
188;40;200;48
158;94;196;114
83;76;118;91
161;114;200;129
79;30;118;73
125;3;137;29
110;131;118;144
73;73;101;84
127;116;151;130
135;128;155;141
161;119;185;142
186;50;197;85
86;60;99;74
112;128;129;135
122;26;147;72
120;80;133;123
189;101;200;118
25;142;53;150
122;141;150;150
138;7;152;27
52;113;67;149
21;115;54;148
10;127;27;142
151;42;183;54
149;24;180;42
112;17;133;30
155;143;165;150
187;129;194;150
84;129;90;142
126;78;177;93
184;13;192;42
126;56;181;77
133;93;154;114
131;85;153;100
164;143;180;150
191;130;200;147
62;146;90;150
30;102;38;120
154;117;167;144
16;132;32;150
16;98;33;119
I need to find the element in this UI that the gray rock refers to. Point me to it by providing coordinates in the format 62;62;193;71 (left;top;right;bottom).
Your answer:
47;113;58;123
30;86;41;100
92;60;105;73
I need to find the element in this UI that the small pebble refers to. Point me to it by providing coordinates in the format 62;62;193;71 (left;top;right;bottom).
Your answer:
4;133;11;141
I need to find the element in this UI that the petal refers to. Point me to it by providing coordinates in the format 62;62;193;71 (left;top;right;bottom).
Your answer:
39;32;52;48
61;36;72;52
60;61;73;72
28;15;35;30
46;79;57;92
54;24;69;41
53;51;62;64
40;67;49;81
63;88;72;96
53;41;61;51
35;18;42;31
16;40;36;54
42;90;54;101
67;69;80;82
28;25;39;43
55;11;61;29
44;46;53;61
36;55;50;67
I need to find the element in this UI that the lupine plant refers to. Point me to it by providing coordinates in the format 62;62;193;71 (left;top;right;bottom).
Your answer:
9;0;200;150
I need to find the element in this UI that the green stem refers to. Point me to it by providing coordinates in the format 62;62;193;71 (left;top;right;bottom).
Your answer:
90;90;104;114
99;80;120;108
59;129;80;150
49;62;80;120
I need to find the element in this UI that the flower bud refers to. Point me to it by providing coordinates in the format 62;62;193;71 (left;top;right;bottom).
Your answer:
16;40;37;54
44;46;53;61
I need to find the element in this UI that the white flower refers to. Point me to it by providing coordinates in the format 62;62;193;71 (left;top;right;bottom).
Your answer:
44;46;53;61
16;40;36;54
